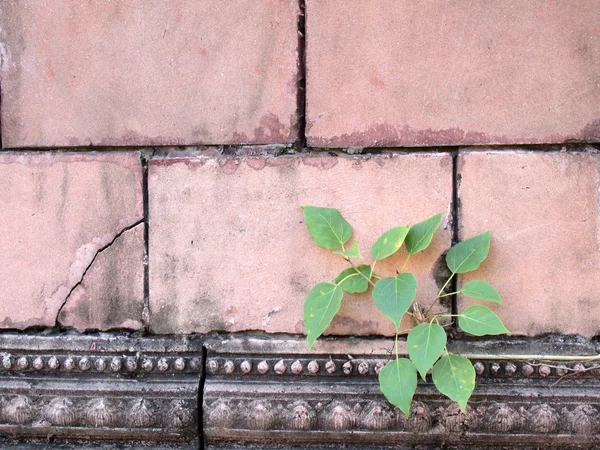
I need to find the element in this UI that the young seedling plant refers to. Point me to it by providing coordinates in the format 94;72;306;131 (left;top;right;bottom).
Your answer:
301;206;510;416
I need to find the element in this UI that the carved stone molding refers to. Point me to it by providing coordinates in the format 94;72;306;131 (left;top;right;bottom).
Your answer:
3;332;600;448
204;335;600;448
205;355;600;380
205;393;600;435
0;333;202;448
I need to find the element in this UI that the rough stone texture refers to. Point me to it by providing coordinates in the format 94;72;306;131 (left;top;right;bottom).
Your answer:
0;152;144;330
149;152;452;335
306;0;600;147
458;150;600;337
57;224;145;331
0;0;299;148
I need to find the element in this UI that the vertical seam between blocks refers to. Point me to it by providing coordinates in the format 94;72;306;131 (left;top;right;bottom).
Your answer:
296;0;306;149
198;345;208;450
451;150;460;321
141;151;151;333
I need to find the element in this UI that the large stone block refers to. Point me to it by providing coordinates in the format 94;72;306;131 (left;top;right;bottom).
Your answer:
0;0;299;148
0;152;144;330
149;152;453;335
458;150;600;337
306;0;600;147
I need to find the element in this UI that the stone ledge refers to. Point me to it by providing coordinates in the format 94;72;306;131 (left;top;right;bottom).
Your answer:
0;333;202;447
2;333;600;448
204;335;600;448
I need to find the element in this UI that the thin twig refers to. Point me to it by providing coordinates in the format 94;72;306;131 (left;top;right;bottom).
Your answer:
551;365;600;387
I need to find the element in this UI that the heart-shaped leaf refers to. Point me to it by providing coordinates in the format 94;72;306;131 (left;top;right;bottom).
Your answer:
432;354;475;412
407;323;447;380
333;241;363;259
458;305;510;336
378;358;417;416
301;206;352;249
304;282;344;349
405;213;443;255
371;225;410;261
334;265;371;293
446;231;491;274
372;273;417;328
461;280;502;304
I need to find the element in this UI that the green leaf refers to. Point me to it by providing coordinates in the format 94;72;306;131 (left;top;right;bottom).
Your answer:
378;358;418;416
301;206;352;249
334;265;371;294
333;241;363;259
458;305;510;336
446;231;491;274
372;273;417;328
407;323;447;380
304;282;344;349
405;213;443;255
432;354;475;412
461;280;502;304
370;225;410;261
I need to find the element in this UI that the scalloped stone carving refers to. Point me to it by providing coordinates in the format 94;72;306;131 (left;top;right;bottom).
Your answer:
440;403;467;433
287;401;316;430
128;399;155;427
322;402;357;430
207;401;235;429
563;404;597;435
44;397;77;426
359;401;394;430
5;395;33;424
405;402;431;432
86;398;116;427
528;404;558;434
247;401;275;430
487;403;518;432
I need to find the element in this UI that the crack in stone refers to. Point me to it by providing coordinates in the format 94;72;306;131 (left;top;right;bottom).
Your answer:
54;219;144;327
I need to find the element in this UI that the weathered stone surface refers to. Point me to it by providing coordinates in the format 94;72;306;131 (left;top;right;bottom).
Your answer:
0;152;143;330
149;152;452;335
306;0;600;147
0;0;299;148
58;223;145;331
458;150;600;337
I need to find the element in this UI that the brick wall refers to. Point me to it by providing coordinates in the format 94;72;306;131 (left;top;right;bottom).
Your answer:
1;0;600;339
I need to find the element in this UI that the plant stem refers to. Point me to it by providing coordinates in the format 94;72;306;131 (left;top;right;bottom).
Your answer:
387;329;413;356
344;257;376;287
395;330;399;360
400;255;411;273
369;260;377;279
423;273;457;317
457;353;600;362
335;272;359;286
439;291;460;298
436;273;455;298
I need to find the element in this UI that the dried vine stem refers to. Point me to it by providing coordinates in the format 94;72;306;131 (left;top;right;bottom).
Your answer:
457;353;600;362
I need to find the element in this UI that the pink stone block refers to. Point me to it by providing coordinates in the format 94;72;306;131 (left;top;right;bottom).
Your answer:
0;0;299;148
458;150;600;337
149;152;453;335
0;152;144;330
306;0;600;147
